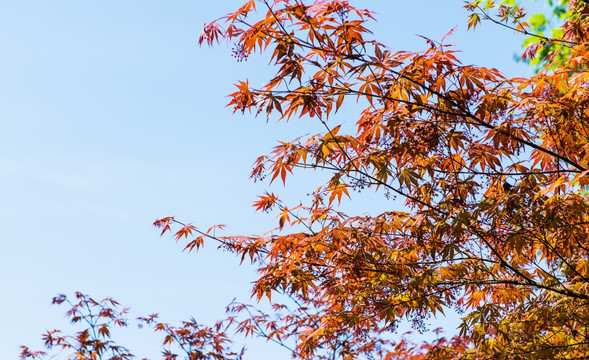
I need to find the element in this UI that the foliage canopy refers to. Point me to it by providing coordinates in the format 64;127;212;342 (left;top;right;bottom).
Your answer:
21;0;589;359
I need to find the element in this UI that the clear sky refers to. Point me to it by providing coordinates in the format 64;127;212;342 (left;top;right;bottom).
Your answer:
0;1;541;358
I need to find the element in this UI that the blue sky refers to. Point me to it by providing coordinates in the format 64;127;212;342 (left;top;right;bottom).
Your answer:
0;1;540;358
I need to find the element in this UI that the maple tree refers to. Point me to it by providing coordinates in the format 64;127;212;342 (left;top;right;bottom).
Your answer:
22;0;589;359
